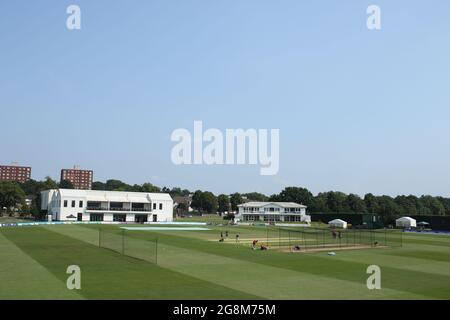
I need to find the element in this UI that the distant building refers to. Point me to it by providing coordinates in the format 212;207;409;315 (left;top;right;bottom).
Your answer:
173;195;193;214
60;166;93;190
41;189;173;222
0;163;31;183
235;202;310;223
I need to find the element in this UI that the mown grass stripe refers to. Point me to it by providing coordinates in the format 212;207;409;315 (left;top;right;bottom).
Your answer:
59;225;432;299
0;231;83;300
6;224;450;299
2;227;261;300
124;228;450;299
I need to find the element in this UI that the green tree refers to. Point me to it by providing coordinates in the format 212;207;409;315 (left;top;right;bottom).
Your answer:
345;194;367;213
161;187;171;193
202;192;218;213
169;187;183;197
242;192;268;202
364;193;379;214
21;179;41;196
309;193;329;212
191;190;204;212
269;187;314;207
376;195;400;223
325;191;349;213
0;182;26;215
419;195;446;215
230;193;244;212
217;194;230;213
141;183;161;193
92;181;106;190
43;176;58;190
190;190;217;213
394;195;418;216
59;179;74;189
105;179;130;191
437;197;450;215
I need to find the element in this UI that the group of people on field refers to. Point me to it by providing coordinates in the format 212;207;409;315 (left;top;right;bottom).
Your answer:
218;232;268;250
252;239;268;250
251;239;267;250
218;231;229;242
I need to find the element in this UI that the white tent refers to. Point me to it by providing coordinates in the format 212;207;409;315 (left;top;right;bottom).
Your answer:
396;216;416;228
328;219;348;229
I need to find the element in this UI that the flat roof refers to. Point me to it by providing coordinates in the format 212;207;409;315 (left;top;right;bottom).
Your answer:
238;201;307;208
42;189;172;202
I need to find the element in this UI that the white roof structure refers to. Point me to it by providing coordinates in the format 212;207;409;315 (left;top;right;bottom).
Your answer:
329;219;346;223
41;189;172;210
395;216;417;228
328;219;348;228
238;202;307;208
57;189;171;202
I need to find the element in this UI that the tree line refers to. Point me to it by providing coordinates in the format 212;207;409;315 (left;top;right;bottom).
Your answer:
186;187;450;221
1;179;449;221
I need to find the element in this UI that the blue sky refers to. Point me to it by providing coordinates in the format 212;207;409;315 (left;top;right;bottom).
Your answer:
1;1;449;197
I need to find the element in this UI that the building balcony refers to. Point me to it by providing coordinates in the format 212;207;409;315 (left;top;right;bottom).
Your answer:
86;206;109;211
86;206;151;212
131;207;151;212
109;207;131;211
241;211;304;215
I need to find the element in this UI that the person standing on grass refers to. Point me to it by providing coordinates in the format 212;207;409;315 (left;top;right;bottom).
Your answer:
220;231;223;238
225;231;229;237
236;234;240;243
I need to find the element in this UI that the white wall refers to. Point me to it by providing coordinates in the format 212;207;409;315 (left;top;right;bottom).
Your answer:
150;199;173;222
40;189;173;222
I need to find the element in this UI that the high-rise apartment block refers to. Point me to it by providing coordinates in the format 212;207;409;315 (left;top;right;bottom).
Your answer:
0;163;31;183
60;166;93;190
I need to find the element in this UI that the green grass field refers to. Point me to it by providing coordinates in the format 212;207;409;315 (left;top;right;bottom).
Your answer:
1;223;449;300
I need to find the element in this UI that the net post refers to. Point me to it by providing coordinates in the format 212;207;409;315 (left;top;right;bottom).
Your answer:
278;227;281;248
98;227;101;247
155;238;158;265
400;230;403;247
316;230;319;248
339;232;341;248
322;229;325;248
122;228;125;255
371;229;374;247
288;230;291;249
302;229;306;251
346;230;348;247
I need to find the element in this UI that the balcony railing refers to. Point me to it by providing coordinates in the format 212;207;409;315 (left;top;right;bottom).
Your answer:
86;206;109;211
131;207;151;212
109;207;131;211
86;206;151;212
